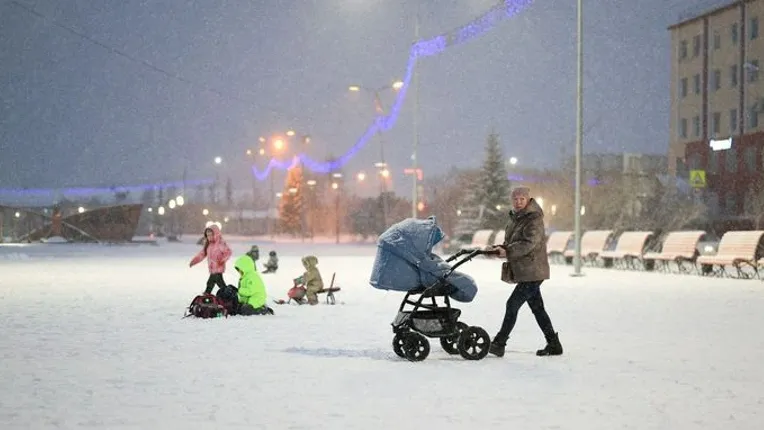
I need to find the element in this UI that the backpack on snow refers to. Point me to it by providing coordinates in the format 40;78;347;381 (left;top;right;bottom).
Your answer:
185;293;228;319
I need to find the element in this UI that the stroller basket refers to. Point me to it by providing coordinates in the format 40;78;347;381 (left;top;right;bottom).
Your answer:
393;308;462;337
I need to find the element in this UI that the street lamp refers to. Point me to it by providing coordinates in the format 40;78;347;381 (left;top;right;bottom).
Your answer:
202;208;209;216
572;0;584;277
176;195;184;206
357;172;366;181
214;156;222;164
77;206;85;213
158;206;165;216
168;199;176;209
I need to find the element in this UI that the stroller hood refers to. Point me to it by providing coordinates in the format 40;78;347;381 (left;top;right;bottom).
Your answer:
369;216;477;302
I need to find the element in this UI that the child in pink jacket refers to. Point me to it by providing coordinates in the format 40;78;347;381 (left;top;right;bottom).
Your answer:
189;225;232;294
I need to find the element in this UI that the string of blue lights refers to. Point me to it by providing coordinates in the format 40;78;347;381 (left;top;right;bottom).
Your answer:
253;0;534;180
0;0;534;198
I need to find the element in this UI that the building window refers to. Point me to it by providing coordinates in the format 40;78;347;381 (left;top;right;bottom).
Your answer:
709;151;719;173
679;40;688;60
712;69;721;91
712;112;721;134
693;74;701;94
732;23;739;45
692;35;701;57
714;31;721;49
751;17;759;40
750;107;760;129
680;77;688;98
726;148;737;173
688;153;701;169
726;194;737;215
693;115;701;137
730;64;738;87
730;109;738;133
744;147;756;173
747;60;759;82
680;118;688;138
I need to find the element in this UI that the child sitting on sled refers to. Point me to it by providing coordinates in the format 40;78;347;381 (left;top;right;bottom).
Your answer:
296;255;323;305
234;254;273;315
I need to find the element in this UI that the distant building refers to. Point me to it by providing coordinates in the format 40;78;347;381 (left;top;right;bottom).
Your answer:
668;0;764;216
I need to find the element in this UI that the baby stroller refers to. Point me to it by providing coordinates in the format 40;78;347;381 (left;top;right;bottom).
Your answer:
370;216;498;362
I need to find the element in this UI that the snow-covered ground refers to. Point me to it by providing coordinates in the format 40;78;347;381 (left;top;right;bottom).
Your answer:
1;238;763;429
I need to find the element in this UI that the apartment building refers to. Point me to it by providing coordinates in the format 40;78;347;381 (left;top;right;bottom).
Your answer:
668;0;764;216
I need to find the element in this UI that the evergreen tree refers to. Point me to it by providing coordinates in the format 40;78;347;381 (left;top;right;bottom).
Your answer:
478;132;511;229
278;166;305;236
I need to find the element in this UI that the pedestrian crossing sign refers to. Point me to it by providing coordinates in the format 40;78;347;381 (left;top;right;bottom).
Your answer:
689;170;706;188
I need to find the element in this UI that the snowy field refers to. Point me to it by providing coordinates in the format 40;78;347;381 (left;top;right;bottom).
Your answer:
1;237;763;429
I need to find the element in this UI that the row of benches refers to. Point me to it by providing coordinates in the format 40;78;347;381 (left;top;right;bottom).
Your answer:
469;228;764;279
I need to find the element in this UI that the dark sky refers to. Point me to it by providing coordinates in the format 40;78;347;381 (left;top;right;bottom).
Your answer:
0;0;718;196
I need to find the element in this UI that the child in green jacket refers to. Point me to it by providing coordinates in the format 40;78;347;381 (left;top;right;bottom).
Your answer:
234;255;273;315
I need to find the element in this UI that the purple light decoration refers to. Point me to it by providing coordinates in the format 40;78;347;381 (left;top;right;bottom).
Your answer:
0;179;213;200
252;0;535;180
2;0;535;196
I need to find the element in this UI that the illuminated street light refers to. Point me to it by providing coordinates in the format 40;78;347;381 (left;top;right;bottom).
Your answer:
348;85;361;92
224;217;229;223
273;139;285;151
380;169;390;178
306;179;317;186
147;207;153;213
168;199;177;209
259;148;266;156
286;130;295;137
332;173;343;178
14;211;20;218
509;157;518;165
289;187;298;194
176;195;185;206
374;162;387;168
202;208;209;216
214;156;222;164
392;80;404;90
276;192;283;198
158;206;165;216
246;149;252;156
77;206;85;213
357;172;366;181
331;182;339;190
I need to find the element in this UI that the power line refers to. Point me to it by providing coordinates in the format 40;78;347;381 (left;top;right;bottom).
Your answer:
6;0;260;109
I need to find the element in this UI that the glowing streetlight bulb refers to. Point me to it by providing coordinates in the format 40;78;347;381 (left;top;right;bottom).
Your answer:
246;149;252;156
331;182;339;190
259;148;266;156
273;139;284;151
77;207;85;213
202;208;209;216
348;85;361;92
176;195;184;206
258;136;266;143
286;130;295;137
357;172;366;181
306;179;317;186
380;169;390;178
158;206;165;215
214;156;222;164
289;187;298;194
392;80;404;90
147;207;153;213
168;199;176;209
509;157;518;165
14;211;20;218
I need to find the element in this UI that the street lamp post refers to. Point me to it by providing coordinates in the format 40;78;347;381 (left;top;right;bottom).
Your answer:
572;0;584;277
348;82;402;228
412;0;421;218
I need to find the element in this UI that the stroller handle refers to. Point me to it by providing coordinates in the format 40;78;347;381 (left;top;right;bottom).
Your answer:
445;248;499;275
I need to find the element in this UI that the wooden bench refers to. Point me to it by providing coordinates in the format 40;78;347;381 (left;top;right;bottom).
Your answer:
563;230;613;265
317;273;341;305
599;231;653;270
546;231;572;264
696;231;764;278
469;229;494;250
642;230;705;273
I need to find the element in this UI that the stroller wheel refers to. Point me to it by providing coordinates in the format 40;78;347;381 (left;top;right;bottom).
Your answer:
392;332;407;358
402;333;430;362
440;321;469;355
457;326;491;360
